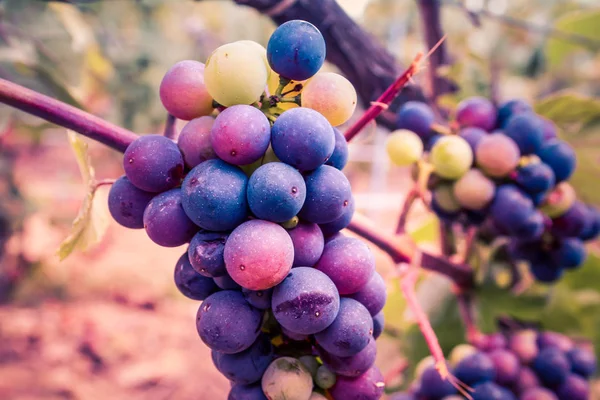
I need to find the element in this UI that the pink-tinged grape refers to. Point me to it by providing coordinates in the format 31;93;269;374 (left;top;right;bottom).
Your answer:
557;374;589;400
188;231;228;277
317;339;377;378
228;383;267;400
539;182;576;218
488;349;520;386
453;169;496;210
196;290;262;354
479;333;507;351
449;344;477;367
319;195;355;237
287;222;324;267
309;393;327;400
329;366;385;400
224;220;293;290
143;189;198;247
159;60;213;120
372;311;384;339
348;271;387;316
242;288;273;310
301;72;357;126
123;135;184;193
512;367;540;395
204;42;268;106
386;129;424;166
430;136;473;179
173;253;218;300
107;176;154;229
326;128;349;170
315;298;373;357
455;96;496;131
211;105;271;165
537;331;573;352
299;165;352;224
475;133;520;177
315;237;375;295
521;388;558;400
315;365;336;389
212;334;274;384
271;267;340;335
261;357;313;400
177;116;216;169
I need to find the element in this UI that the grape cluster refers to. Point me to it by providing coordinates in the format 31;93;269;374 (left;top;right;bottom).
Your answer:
387;97;599;284
391;329;596;400
108;20;387;400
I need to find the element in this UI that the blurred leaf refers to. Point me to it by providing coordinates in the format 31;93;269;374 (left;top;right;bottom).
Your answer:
407;215;439;244
535;91;600;134
546;9;600;67
56;131;108;261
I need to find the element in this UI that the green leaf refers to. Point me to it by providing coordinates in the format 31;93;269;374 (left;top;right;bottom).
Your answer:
535;91;600;134
546;9;600;67
408;215;439;244
56;131;108;260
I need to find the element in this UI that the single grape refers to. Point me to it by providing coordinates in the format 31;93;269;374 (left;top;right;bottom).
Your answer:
475;133;520;177
372;311;384;340
551;201;589;238
181;159;248;231
488;349;520;386
348;271;387;316
287;222;324;267
228;383;267;400
531;262;564;283
173;253;218;300
490;185;535;236
538;139;576;183
520;387;558;400
143;189;198;247
579;206;600;241
267;20;326;81
299;165;352;224
318;195;355;237
389;392;416;400
515;162;555;194
430;136;473;179
188;231;228;277
459;127;486;153
479;333;507;351
414;356;435;381
301;72;357;126
236;40;269;71
508;329;538;364
512;367;540;395
212;334;274;384
513;211;545;241
540;117;559;141
329;366;385;400
449;344;478;367
454;352;496;386
504;113;545;154
298;355;320;377
242;288;273;310
204;42;268;106
213;273;242;290
551;238;586;269
418;366;457;398
247;163;306;223
224;220;294;290
318;339;377;378
271;267;340;335
496;99;532;128
537;332;574;352
326;128;349;170
196;290;262;353
395;101;435;140
123;135;184;193
539;182;576;218
325;231;346;244
386;129;424;166
159;60;213;120
533;347;570;386
107;176;154;229
178;116;216;169
261;357;314;400
210;105;271;165
315;298;373;357
315;365;336;389
471;382;516;400
567;347;597;378
309;393;327;400
455;96;496;131
433;183;462;214
271;107;335;171
556;374;589;400
453;169;496;210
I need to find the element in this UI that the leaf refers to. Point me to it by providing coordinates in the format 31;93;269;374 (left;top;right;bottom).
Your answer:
535;91;600;134
56;131;108;260
407;215;439;244
546;9;600;67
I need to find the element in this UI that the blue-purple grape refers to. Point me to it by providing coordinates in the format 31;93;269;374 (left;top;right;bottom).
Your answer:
551;201;589;238
515;162;556;194
512;367;540;396
212;334;274;384
504;113;545;155
107;176;154;229
242;288;273;310
537;332;573;352
579;206;600;241
173;253;218;300
459;127;486;153
520;388;558;400
143;189;197;247
488;349;520;386
557;374;589;400
490;185;536;236
567;347;597;378
213;273;242;290
418;366;457;398
319;195;355;237
372;311;384;340
177;116;216;168
533;347;571;386
551;238;586;269
287;222;324;267
540;117;558;140
530;263;564;283
188;231;228;277
513;211;545;241
538;139;576;183
299;165;352;224
456;96;496;131
348;271;387;316
508;329;538;364
496;99;532;128
329;366;385;400
326;127;349;170
471;382;516;400
317;339;377;378
395;101;435;140
228;383;267;400
454;352;496;386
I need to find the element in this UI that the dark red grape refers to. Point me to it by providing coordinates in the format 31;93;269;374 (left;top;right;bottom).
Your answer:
488;349;520;386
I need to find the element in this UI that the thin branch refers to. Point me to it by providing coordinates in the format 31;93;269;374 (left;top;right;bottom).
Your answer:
164;114;177;140
439;221;457;257
462;226;478;264
454;288;482;345
0;78;138;152
396;189;420;235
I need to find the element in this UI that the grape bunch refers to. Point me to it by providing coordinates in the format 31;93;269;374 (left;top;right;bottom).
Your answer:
107;20;387;400
390;328;596;400
386;97;599;284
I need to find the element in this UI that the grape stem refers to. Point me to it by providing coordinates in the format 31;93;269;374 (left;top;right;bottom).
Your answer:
454;287;483;345
163;113;177;140
395;189;420;235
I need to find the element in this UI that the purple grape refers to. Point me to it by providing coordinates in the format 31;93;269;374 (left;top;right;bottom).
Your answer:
496;99;532;128
396;101;435;140
533;347;571;386
512;367;540;395
557;374;589;400
326;127;349;170
211;105;271;165
287;222;324;267
177;116;216;168
579;206;600;241
267;20;325;81
315;298;373;357
537;332;573;352
196;290;262;353
281;327;308;341
271;267;340;335
530;263;564;283
388;393;415;400
319;195;355;237
214;273;242;290
479;333;507;351
513;211;545;241
242;288;273;310
159;60;213;121
348;271;387;316
372;311;384;340
212;334;274;384
459;127;486;153
456;96;496;131
454;352;496;386
504;113;545;154
538;139;576;183
540;117;558;141
317;339;377;377
329;365;385;400
181;159;248;231
173;253;218;300
315;237;375;295
488;349;520;386
107;176;154;229
188;231;228;277
143;189;198;247
299;165;352;224
551;238;586;269
325;231;346;244
123;135;184;193
567;347;597;378
551;201;589;238
418;366;457;398
228;383;267;400
520;387;558;400
224;220;294;290
271;107;335;171
471;382;516;400
515;163;555;194
247;162;306;223
508;330;538;364
490;185;536;236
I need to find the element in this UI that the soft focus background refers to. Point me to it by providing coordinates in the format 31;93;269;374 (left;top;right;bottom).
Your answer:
0;0;599;399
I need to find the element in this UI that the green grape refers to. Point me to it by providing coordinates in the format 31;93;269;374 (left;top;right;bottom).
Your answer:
261;357;313;400
414;355;434;380
449;344;477;367
539;182;576;218
299;355;320;377
433;184;461;213
453;169;495;210
386;129;424;166
204;42;268;106
240;146;281;176
301;72;357;126
430;136;473;179
315;365;336;389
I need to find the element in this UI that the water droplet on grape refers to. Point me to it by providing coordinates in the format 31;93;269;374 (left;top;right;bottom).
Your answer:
203;303;211;312
240;265;246;271
291;186;298;194
369;328;373;336
128;158;134;164
315;311;320;317
343;200;349;206
256;291;263;297
231;150;236;156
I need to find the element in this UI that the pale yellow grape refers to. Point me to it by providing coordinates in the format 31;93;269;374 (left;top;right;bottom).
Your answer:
204;42;268;106
430;135;473;179
433;184;461;213
301;72;357;126
386;129;423;166
449;344;477;367
453;169;495;210
236;40;269;75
